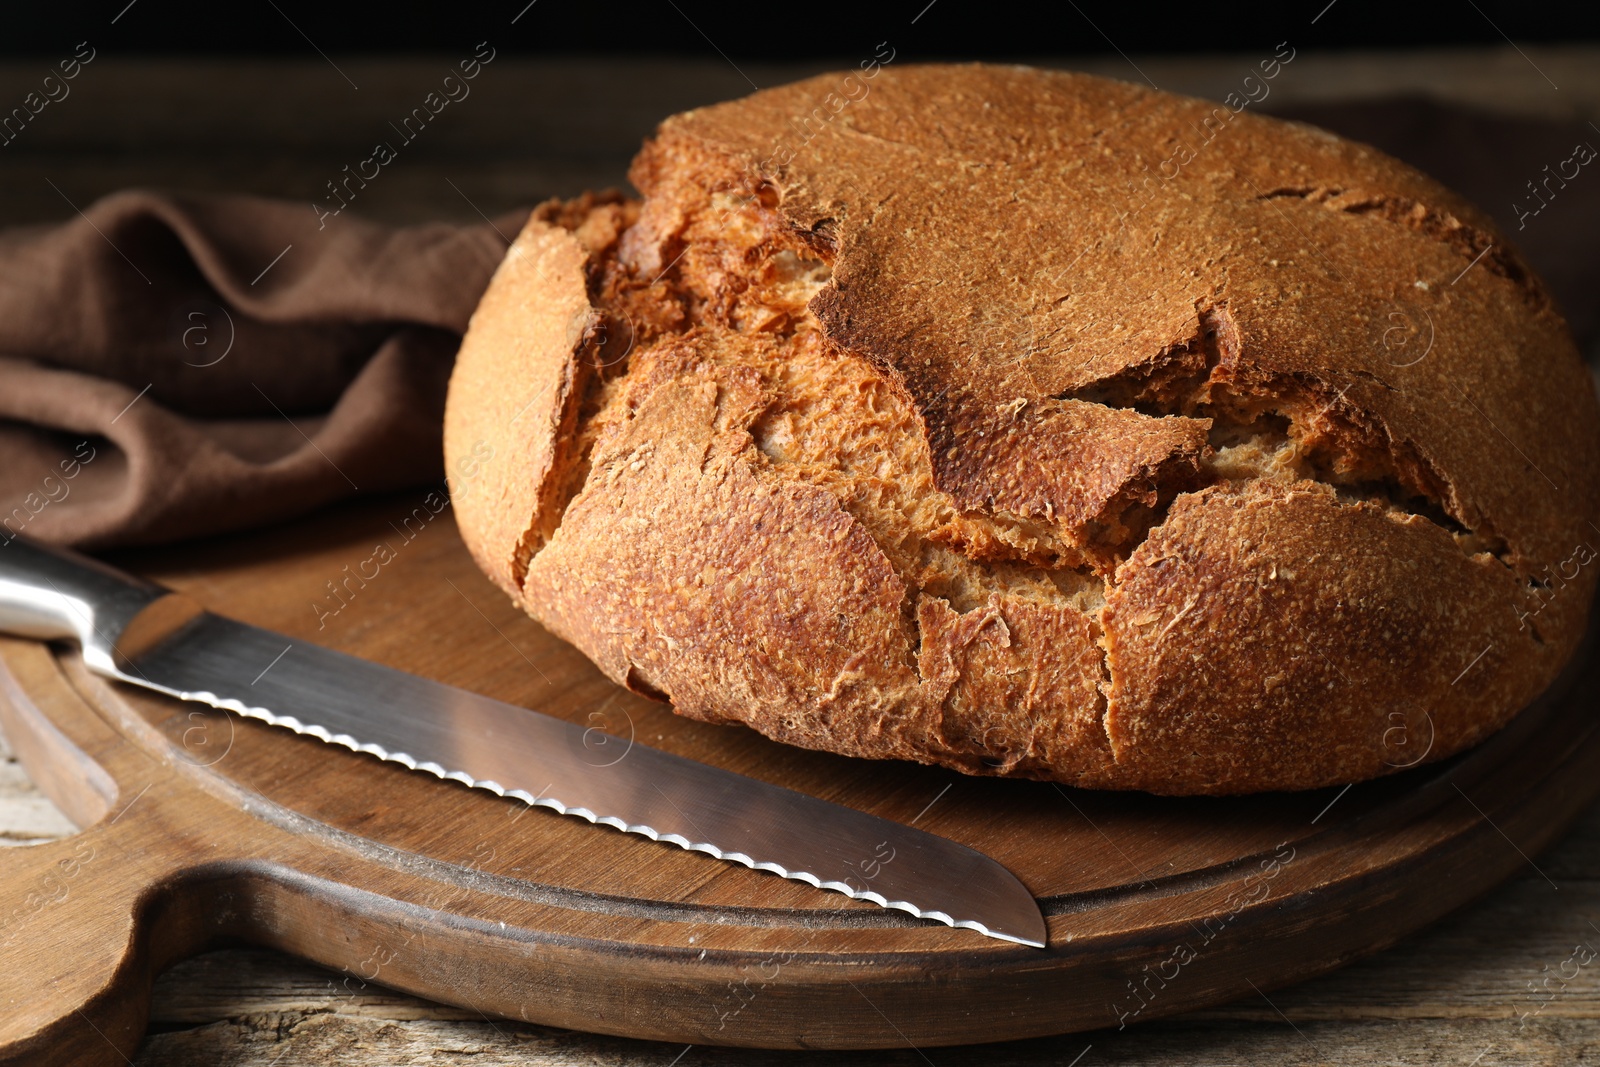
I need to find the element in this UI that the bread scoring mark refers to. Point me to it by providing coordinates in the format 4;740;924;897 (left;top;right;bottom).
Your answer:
1054;298;1517;575
458;194;645;593
1254;185;1546;309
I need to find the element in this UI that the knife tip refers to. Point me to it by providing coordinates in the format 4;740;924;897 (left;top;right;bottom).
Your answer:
959;913;1049;950
980;926;1049;950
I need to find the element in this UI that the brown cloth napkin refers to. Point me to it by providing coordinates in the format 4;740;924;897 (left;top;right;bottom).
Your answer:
0;190;524;548
0;98;1595;550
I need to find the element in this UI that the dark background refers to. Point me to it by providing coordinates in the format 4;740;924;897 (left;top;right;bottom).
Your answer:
2;1;1596;349
1;0;1596;57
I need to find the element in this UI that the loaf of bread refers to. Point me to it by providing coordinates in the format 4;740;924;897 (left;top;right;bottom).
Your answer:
443;65;1600;795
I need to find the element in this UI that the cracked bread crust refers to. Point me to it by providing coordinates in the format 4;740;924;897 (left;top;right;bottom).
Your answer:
444;65;1600;794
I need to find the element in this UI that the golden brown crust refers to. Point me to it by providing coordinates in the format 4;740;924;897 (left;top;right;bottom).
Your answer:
1100;480;1564;793
445;64;1600;794
443;194;636;599
443;215;593;600
522;359;925;753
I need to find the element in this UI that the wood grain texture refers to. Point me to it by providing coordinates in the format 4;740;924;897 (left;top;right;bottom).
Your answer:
0;490;1597;1065
112;835;1600;1064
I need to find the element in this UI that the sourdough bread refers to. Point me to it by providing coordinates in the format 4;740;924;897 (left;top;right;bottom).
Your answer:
444;65;1600;794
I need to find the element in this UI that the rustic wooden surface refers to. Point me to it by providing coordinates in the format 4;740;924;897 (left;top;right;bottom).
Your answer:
31;744;1600;1067
3;44;1600;1065
4;491;1600;1066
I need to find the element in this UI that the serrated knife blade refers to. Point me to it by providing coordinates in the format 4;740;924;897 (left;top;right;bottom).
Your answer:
0;534;1047;948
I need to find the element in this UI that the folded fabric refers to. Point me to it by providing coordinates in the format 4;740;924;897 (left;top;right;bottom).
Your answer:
0;190;524;547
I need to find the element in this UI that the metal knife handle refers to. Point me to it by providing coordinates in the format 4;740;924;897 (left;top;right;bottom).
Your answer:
0;534;167;668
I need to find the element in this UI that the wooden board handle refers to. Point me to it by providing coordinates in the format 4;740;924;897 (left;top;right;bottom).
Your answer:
0;801;181;1066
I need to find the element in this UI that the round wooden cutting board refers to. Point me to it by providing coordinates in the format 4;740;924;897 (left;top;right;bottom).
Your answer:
2;493;1597;1065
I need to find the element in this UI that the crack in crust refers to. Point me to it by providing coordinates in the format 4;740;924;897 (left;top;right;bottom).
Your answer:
450;66;1600;794
1255;186;1547;308
533;184;1547;788
1060;301;1512;566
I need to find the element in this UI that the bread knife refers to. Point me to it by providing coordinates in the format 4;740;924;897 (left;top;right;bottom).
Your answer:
0;534;1047;948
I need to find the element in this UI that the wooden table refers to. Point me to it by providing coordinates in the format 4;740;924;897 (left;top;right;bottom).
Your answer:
3;45;1599;1065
